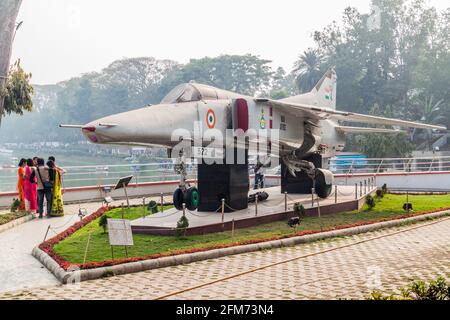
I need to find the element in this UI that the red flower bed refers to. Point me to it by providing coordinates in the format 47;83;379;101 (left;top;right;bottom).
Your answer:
39;205;450;271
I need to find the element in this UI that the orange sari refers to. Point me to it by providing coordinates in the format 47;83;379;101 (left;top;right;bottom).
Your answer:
17;166;25;210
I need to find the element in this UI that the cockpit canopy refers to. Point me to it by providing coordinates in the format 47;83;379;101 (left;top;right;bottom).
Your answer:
160;83;242;104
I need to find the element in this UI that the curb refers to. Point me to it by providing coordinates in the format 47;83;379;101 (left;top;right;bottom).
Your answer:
33;210;450;284
0;214;34;234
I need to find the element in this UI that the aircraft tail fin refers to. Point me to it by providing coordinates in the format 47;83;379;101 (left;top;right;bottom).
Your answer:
311;68;337;110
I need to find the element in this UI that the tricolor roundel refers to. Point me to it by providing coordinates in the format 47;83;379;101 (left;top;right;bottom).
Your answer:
206;109;216;129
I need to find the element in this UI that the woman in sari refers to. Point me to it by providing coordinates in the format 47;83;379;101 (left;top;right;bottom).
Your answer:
48;160;64;217
17;159;27;211
23;158;37;214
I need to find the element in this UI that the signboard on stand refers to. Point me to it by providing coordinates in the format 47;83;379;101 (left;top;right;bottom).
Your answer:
107;218;134;258
114;175;133;208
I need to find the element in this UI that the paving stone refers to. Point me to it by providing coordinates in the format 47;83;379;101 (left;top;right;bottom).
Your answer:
1;217;449;300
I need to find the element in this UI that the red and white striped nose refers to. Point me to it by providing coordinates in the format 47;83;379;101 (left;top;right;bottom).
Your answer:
81;126;98;143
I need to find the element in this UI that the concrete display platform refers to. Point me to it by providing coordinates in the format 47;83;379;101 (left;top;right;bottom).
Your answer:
131;185;374;235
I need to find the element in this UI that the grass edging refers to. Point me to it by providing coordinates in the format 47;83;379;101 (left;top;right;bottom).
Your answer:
33;209;450;284
0;214;34;234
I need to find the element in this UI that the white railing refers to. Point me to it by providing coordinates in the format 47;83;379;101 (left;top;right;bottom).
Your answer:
0;162;197;192
1;156;450;193
329;156;450;175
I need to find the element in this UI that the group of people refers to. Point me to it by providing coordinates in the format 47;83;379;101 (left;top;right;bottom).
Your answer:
16;156;66;218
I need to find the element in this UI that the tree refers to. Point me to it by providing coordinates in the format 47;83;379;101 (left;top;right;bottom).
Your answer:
293;49;324;93
0;0;23;125
1;60;33;117
356;105;414;158
177;54;273;96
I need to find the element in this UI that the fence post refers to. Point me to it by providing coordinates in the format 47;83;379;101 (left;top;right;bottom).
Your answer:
255;195;258;217
335;185;338;204
364;180;367;194
311;188;315;207
221;199;225;223
143;197;146;219
360;182;363;197
284;192;288;212
231;219;235;238
355;183;358;200
160;192;164;213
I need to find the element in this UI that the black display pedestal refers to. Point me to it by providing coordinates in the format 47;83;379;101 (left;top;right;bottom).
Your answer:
198;149;249;212
281;154;322;194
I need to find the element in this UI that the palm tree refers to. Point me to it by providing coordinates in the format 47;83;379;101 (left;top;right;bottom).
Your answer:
413;95;446;149
293;49;324;93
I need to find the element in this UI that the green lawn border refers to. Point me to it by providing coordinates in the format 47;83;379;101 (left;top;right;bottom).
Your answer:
33;207;450;284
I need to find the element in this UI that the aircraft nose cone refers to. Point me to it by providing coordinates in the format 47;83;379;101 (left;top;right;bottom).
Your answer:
81;124;99;143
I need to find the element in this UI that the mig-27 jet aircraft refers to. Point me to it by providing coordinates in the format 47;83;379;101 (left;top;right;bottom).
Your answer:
61;69;446;210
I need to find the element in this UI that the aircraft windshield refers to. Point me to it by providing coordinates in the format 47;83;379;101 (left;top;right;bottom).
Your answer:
161;84;201;104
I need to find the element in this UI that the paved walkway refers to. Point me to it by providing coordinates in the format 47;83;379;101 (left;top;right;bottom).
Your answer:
1;217;449;300
0;198;150;294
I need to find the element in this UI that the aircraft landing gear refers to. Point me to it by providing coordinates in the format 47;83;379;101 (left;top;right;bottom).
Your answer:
172;150;200;211
281;153;334;199
173;186;200;211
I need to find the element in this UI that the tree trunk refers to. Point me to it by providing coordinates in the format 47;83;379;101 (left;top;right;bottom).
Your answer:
0;0;22;126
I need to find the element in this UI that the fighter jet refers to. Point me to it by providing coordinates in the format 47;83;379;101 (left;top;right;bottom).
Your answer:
61;68;446;209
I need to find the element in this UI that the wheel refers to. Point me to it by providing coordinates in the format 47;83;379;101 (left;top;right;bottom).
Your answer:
173;188;184;210
184;187;200;211
315;171;332;199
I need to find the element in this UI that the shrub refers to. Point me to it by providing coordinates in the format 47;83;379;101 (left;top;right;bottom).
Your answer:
370;277;449;300
176;215;189;237
10;198;21;212
98;215;109;234
293;203;306;219
365;195;376;210
375;189;384;199
401;277;449;300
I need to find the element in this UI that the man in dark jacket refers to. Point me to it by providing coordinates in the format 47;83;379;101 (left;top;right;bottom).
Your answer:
35;158;53;218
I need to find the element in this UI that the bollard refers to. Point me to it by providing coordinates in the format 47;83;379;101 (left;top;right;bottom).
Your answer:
231;219;235;238
355;183;358;200
284;192;288;212
143;197;146;219
317;197;321;218
406;191;410;213
221;199;225;223
335;185;338;204
160;192;164;213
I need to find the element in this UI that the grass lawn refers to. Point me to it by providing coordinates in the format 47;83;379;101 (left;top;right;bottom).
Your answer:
0;211;28;226
53;194;450;264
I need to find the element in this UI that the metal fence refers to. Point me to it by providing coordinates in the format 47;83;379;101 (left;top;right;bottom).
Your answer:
329;156;450;175
1;155;450;192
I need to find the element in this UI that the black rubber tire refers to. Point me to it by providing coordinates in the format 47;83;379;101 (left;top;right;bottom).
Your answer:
173;188;184;210
184;187;200;211
315;172;332;199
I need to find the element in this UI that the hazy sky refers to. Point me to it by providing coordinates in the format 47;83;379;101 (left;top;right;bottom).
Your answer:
11;0;449;84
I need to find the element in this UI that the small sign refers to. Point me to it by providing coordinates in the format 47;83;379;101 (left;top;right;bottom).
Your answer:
107;219;134;246
114;175;133;191
192;147;224;159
